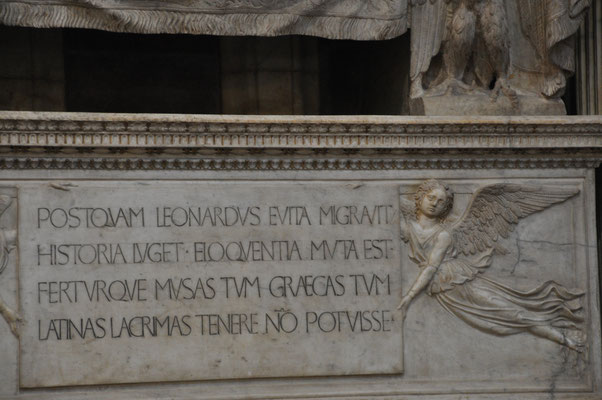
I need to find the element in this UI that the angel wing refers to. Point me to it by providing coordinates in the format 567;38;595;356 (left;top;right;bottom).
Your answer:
409;0;452;81
399;196;416;243
0;195;14;274
400;196;415;222
0;229;7;275
449;184;580;256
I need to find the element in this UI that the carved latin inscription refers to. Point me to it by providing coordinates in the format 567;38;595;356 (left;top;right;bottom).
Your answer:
18;182;402;388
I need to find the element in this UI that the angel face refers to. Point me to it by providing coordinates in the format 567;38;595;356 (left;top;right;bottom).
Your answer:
419;188;449;218
415;180;454;220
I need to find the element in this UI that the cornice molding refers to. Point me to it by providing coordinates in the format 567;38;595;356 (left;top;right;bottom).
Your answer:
0;155;599;170
0;112;601;170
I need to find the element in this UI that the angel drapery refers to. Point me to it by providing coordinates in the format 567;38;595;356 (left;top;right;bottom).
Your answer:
400;182;585;351
406;224;584;334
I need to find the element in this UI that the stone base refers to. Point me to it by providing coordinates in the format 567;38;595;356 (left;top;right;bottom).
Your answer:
409;93;566;116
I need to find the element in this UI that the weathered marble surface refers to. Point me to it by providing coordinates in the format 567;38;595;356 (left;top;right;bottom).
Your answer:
0;112;600;400
20;183;402;387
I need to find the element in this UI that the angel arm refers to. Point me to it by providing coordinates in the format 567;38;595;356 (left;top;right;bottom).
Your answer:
0;298;16;322
400;222;410;243
0;295;21;337
398;230;451;312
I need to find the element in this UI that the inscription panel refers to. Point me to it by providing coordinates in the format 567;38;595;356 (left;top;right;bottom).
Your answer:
18;182;402;387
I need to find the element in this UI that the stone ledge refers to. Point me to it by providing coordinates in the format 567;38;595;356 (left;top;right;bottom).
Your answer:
0;112;600;170
0;112;600;150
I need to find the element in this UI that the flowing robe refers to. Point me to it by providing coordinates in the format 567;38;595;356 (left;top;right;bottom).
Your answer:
406;223;584;335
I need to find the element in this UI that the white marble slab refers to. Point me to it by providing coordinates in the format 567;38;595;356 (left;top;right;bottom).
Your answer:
18;182;402;387
0;112;600;400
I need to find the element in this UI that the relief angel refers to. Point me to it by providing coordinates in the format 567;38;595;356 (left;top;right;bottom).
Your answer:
0;194;21;337
398;180;585;352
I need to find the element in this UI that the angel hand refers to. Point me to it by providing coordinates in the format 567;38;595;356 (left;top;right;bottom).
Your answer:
397;295;413;318
2;307;22;338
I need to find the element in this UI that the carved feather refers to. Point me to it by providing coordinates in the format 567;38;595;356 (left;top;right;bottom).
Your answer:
0;195;13;274
0;229;6;275
400;196;416;243
409;0;451;80
400;196;416;222
449;184;580;256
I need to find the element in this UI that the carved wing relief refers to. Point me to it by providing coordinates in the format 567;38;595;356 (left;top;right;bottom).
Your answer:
0;192;20;337
399;196;416;243
0;195;14;273
448;184;580;256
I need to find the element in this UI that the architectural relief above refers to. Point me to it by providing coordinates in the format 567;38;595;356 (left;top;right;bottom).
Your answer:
0;0;407;40
399;180;585;351
0;1;591;115
409;0;590;115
